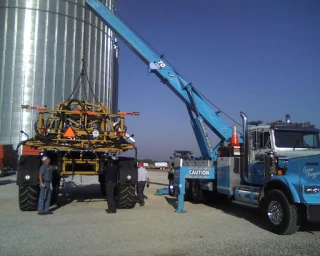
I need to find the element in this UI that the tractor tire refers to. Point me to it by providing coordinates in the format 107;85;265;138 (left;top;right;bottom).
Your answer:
116;185;136;209
262;189;300;235
19;186;39;211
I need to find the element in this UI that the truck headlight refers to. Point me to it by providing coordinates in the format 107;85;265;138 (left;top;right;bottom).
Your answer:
304;186;320;194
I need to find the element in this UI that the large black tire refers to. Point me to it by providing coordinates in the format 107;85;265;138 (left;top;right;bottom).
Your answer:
190;180;204;204
116;185;136;209
184;180;191;201
262;189;300;235
168;175;175;196
19;186;39;211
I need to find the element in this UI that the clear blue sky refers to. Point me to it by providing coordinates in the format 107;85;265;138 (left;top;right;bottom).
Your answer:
114;0;320;161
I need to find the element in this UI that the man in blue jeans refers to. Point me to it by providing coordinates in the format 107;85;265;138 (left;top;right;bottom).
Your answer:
37;156;53;215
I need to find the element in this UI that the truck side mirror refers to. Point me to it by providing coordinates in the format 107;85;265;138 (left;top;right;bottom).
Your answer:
249;131;256;149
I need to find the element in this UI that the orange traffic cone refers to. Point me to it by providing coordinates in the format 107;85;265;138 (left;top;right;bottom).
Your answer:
231;124;239;146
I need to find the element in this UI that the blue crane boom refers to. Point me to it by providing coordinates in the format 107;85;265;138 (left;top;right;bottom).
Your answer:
86;0;236;160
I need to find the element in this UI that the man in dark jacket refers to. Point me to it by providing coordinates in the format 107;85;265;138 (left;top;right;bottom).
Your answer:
104;161;117;214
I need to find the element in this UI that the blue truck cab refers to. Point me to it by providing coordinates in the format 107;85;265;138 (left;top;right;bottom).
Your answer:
216;114;320;234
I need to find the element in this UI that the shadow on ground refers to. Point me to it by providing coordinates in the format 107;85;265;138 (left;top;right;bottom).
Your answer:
164;196;177;209
301;221;320;233
162;193;320;234
151;182;168;186
205;197;320;233
163;194;262;228
204;196;264;229
0;179;15;186
51;181;105;210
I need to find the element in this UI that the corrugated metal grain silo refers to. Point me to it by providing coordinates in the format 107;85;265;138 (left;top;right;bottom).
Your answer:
0;0;118;148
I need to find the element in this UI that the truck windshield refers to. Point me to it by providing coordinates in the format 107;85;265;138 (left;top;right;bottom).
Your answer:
274;130;320;148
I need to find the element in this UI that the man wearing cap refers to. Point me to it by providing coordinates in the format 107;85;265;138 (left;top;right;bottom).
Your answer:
37;156;53;215
137;162;150;206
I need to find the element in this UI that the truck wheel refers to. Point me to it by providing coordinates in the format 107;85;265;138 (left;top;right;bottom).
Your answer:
19;186;39;211
168;176;175;196
182;180;192;201
168;185;175;197
190;180;204;204
116;185;136;209
262;189;300;235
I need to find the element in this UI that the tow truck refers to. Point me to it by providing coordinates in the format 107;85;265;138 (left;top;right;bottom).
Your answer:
86;0;320;235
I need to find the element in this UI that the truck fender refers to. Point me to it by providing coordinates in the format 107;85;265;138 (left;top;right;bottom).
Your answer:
117;157;138;185
259;176;301;204
16;155;41;186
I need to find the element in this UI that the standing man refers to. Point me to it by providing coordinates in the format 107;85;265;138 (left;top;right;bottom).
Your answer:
104;160;117;214
137;162;150;206
38;156;53;215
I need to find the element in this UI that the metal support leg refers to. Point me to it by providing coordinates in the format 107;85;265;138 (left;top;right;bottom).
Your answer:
175;194;187;213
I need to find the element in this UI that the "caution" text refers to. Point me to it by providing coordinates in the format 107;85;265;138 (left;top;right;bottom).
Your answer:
189;170;210;176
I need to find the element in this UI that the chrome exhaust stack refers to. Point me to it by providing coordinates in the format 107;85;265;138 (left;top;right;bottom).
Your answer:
240;112;249;183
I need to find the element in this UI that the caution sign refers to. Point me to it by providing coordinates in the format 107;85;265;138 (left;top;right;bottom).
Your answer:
63;127;76;138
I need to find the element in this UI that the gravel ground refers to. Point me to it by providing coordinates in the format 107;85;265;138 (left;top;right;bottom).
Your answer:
0;171;320;256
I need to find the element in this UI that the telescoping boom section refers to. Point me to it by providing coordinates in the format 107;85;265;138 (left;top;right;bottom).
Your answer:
86;0;236;161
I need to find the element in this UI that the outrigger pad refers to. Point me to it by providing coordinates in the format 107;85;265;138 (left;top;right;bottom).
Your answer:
155;188;169;195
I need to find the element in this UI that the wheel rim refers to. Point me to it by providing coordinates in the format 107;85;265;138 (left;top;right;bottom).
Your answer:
267;200;283;225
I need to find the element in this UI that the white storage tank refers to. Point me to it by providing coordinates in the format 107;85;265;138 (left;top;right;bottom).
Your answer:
0;0;119;147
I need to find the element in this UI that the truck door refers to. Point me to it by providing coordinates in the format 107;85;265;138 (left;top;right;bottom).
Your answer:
248;128;271;184
298;132;320;207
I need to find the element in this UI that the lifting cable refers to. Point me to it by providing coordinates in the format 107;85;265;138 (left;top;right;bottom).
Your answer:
66;4;99;104
193;87;242;127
